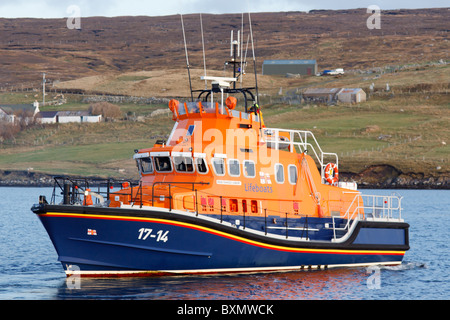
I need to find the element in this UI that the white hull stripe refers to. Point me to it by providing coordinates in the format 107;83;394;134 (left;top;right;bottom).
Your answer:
65;261;402;277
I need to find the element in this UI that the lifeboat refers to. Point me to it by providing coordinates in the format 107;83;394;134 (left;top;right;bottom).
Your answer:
31;16;409;277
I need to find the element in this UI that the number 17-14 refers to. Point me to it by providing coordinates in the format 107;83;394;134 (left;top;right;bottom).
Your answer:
138;228;169;242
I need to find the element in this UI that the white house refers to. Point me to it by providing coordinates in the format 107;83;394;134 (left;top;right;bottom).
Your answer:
1;101;103;125
56;111;87;123
81;114;102;123
56;111;102;123
38;111;58;124
337;88;367;103
36;110;102;124
0;102;40;124
0;107;15;123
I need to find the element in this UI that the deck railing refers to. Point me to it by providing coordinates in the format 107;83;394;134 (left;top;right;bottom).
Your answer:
331;193;403;241
262;128;338;182
47;177;325;239
49;176;136;206
47;177;402;242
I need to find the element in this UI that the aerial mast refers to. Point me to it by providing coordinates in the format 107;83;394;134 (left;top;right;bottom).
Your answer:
248;12;259;105
180;14;194;102
42;73;46;106
200;13;207;90
229;30;241;90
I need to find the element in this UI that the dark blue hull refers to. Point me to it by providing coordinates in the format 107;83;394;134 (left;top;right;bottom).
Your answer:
33;204;409;277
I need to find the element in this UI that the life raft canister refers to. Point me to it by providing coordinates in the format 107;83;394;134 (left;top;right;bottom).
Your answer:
84;188;93;206
324;163;339;184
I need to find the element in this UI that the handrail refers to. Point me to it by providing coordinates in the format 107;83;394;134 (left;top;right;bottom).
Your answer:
48;177;402;243
262;128;338;182
50;176;137;205
331;192;361;240
331;193;403;240
150;181;210;209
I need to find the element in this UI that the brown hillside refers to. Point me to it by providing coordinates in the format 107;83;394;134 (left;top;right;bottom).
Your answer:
0;8;448;91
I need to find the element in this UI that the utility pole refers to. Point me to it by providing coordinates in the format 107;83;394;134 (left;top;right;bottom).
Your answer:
42;73;46;106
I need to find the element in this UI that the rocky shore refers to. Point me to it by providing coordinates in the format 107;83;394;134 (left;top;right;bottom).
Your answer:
0;165;448;189
0;170;57;187
340;165;449;189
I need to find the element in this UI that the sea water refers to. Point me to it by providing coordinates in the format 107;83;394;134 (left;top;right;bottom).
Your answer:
0;187;448;300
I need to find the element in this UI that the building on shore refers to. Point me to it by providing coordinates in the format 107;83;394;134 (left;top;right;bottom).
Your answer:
302;88;342;104
0;101;40;124
1;101;102;125
337;88;367;103
54;110;102;123
302;88;366;104
262;59;317;76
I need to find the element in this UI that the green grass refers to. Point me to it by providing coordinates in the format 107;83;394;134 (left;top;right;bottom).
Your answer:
0;98;447;176
0;142;136;164
0;99;174;177
268;110;428;133
0;141;152;177
1;62;448;177
260;94;449;174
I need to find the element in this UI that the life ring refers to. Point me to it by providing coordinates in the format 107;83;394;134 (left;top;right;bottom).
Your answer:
324;163;339;184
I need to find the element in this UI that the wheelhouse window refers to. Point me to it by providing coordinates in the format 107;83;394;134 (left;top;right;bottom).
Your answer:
140;157;154;174
275;163;284;184
173;156;194;173
195;157;208;174
154;156;172;172
288;165;298;185
228;159;240;177
212;158;225;176
243;160;255;178
187;125;195;136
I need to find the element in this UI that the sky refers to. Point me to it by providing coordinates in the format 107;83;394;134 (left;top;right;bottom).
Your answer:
0;0;448;18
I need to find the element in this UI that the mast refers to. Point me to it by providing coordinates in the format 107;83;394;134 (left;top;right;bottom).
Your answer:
180;14;194;102
240;13;244;88
229;30;240;90
185;13;260;116
42;72;46;106
248;12;259;105
200;13;207;90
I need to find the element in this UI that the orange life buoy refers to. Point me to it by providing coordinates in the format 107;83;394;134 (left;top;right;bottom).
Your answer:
324;163;339;184
168;99;179;112
225;96;237;110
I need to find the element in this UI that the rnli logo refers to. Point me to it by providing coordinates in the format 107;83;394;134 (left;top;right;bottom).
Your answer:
87;229;97;236
259;172;272;184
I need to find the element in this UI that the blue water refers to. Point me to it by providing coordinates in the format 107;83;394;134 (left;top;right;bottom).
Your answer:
0;187;448;300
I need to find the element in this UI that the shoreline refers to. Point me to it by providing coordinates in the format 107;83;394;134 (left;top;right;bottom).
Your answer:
0;166;448;189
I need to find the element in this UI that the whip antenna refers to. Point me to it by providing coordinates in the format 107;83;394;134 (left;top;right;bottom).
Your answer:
200;13;207;90
230;30;234;57
181;14;194;102
248;12;259;105
240;13;244;88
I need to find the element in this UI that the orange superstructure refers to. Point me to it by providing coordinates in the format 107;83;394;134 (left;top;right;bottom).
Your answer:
108;24;363;222
110;91;362;221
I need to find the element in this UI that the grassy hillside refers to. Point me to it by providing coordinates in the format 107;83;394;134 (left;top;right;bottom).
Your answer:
1;9;448;89
0;107;173;179
0;64;448;180
0;9;448;183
